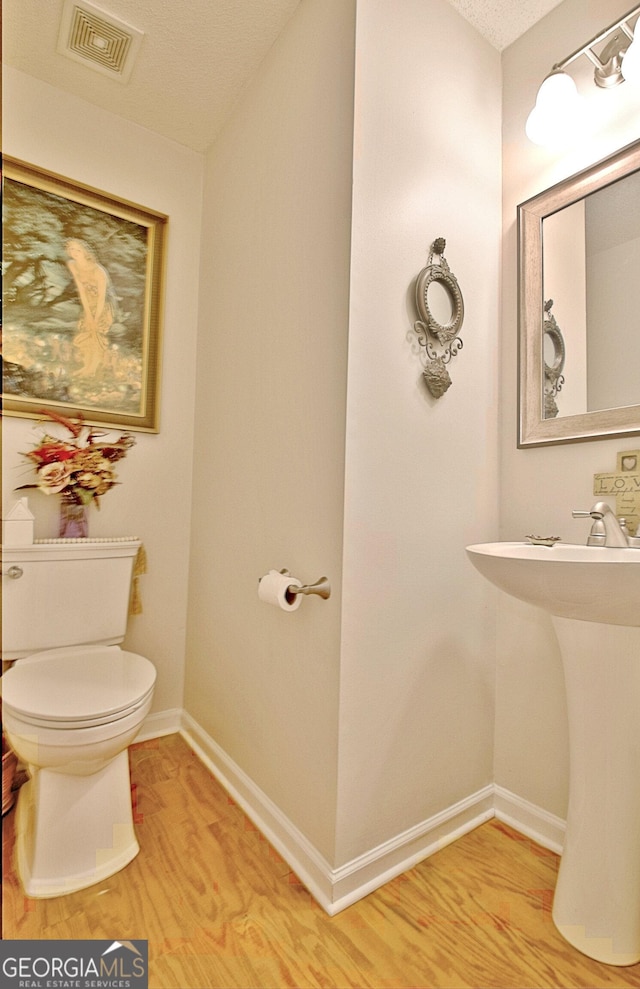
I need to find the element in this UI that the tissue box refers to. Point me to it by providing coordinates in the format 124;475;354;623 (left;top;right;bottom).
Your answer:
2;497;35;546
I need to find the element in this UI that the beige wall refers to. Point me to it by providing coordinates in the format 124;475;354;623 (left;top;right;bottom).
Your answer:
335;0;501;864
1;68;204;720
497;0;640;816
183;0;356;862
184;0;501;868
7;0;636;890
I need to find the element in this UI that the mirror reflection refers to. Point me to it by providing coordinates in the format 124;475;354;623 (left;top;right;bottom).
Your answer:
542;300;565;419
542;168;640;418
518;139;640;446
427;279;454;327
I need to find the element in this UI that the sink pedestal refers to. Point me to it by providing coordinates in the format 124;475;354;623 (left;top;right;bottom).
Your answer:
466;541;640;965
551;617;640;967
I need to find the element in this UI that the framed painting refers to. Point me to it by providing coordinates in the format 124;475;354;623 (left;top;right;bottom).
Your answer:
2;157;167;432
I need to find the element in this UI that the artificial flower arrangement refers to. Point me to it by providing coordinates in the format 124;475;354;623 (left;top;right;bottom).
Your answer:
17;410;135;528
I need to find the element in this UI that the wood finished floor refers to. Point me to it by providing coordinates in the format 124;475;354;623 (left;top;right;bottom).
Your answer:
3;733;639;989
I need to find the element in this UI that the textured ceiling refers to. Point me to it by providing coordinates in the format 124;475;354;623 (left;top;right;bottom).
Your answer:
446;0;565;51
3;0;565;154
3;0;302;153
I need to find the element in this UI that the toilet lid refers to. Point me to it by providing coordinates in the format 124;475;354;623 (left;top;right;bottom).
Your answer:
2;645;156;727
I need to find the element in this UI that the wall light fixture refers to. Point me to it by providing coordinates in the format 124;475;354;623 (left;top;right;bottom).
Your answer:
526;4;640;147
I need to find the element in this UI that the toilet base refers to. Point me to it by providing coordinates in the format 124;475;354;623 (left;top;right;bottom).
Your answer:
14;750;140;898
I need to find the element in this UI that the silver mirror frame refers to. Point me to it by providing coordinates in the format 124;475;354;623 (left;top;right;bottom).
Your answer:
518;139;640;447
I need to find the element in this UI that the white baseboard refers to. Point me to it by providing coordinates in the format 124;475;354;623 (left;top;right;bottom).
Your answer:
180;711;492;915
138;707;182;742
180;711;337;910
327;787;495;914
143;710;566;914
494;784;565;855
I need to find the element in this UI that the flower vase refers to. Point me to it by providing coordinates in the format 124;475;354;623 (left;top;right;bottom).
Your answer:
59;492;89;539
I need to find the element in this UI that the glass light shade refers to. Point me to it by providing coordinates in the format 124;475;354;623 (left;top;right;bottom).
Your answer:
621;37;640;84
525;71;584;148
535;70;579;107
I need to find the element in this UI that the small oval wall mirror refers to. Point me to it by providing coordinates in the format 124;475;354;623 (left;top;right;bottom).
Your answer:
518;139;640;446
427;279;454;327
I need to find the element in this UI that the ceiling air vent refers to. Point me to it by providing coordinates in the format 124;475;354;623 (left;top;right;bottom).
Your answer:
57;0;144;83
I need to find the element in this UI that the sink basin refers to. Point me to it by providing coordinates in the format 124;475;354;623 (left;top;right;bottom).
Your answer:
466;541;640;626
467;539;640;965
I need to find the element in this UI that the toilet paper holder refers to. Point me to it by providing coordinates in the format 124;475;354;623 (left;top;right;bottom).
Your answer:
279;569;331;600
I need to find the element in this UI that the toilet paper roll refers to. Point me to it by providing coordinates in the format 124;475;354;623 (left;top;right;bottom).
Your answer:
258;570;303;611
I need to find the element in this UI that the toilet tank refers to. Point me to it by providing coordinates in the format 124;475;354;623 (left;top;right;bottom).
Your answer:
2;538;141;660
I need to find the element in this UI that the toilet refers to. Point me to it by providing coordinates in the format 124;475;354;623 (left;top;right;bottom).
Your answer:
1;537;156;898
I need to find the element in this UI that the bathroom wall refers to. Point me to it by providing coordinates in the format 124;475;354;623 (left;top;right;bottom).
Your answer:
497;0;640;818
334;0;501;865
6;0;612;902
185;0;501;875
183;0;355;862
1;68;204;720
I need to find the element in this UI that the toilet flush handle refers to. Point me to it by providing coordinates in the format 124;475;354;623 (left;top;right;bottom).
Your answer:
2;566;23;579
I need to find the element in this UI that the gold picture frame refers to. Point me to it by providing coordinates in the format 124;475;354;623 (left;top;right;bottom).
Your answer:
2;157;167;432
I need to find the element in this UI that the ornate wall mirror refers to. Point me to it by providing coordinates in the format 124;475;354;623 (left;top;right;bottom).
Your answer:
412;238;464;399
518;139;640;446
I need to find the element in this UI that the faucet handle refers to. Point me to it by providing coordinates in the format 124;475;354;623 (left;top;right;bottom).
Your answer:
572;510;606;545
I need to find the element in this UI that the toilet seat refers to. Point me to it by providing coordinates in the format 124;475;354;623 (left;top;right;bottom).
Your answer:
2;645;156;729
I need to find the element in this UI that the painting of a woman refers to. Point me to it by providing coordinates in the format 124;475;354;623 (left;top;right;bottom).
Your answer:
2;158;166;430
66;239;117;377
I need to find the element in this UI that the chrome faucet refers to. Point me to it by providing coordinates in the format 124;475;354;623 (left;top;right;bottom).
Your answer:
572;502;630;547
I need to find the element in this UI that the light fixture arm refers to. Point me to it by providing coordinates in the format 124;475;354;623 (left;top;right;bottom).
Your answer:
551;3;640;78
526;4;640;144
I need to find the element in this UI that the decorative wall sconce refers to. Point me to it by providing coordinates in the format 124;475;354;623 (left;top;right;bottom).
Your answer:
526;4;640;147
411;238;464;398
542;300;566;419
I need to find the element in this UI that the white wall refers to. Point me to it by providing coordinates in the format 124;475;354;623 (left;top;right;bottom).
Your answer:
498;0;640;816
184;0;356;863
12;0;620;896
1;68;204;719
184;0;501;873
335;0;501;865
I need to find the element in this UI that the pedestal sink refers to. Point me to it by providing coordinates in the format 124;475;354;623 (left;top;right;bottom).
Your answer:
466;541;640;966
